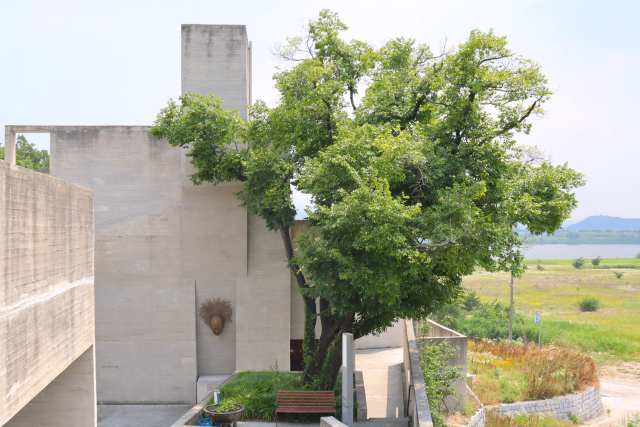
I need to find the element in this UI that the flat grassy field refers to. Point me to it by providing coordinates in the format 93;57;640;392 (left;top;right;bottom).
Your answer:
462;259;640;363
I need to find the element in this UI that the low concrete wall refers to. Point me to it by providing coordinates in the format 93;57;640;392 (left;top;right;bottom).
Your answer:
354;371;367;421
416;319;467;413
403;319;433;427
355;320;404;349
321;417;349;427
465;386;603;426
170;373;239;426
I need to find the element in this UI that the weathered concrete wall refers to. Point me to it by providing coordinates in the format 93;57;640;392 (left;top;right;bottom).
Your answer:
0;159;96;426
3;24;292;408
43;126;198;404
4;346;97;427
235;214;290;371
186;179;246;376
181;24;290;374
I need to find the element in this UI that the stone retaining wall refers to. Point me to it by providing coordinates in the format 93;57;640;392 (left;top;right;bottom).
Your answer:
465;386;603;426
466;407;485;427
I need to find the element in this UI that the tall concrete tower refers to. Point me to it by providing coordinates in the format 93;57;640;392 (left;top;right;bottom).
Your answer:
181;25;251;118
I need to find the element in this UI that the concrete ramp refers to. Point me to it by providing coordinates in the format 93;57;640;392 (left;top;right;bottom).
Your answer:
355;347;409;426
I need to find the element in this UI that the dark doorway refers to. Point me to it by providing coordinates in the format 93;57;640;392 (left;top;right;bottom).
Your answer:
290;339;303;371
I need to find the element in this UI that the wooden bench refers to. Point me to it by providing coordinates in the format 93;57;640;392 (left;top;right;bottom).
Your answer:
275;390;336;426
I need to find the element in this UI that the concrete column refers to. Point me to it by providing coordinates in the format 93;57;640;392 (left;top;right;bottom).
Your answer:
3;127;15;164
342;333;354;427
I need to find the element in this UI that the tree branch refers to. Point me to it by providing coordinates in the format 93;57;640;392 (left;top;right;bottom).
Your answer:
270;218;309;289
349;88;357;112
493;97;541;138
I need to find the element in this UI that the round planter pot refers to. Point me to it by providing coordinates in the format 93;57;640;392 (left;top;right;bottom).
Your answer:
203;404;244;426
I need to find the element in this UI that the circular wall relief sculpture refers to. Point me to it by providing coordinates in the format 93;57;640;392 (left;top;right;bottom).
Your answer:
199;298;233;336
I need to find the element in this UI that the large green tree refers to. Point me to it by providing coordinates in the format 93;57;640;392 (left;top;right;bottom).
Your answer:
0;135;50;171
151;11;584;388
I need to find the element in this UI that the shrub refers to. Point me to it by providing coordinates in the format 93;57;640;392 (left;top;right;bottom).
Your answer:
614;271;624;279
536;264;545;271
591;256;602;266
418;340;461;426
456;301;523;340
636;252;640;259
572;257;585;269
462;290;482;311
578;297;599;312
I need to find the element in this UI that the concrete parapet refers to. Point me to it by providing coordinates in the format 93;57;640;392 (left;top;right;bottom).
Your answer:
1;159;96;426
402;319;433;427
354;371;367;421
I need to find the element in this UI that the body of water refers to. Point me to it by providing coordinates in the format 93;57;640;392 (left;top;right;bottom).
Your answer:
522;244;640;260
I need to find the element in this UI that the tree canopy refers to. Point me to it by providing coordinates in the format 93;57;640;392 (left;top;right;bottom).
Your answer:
1;135;50;171
151;10;584;387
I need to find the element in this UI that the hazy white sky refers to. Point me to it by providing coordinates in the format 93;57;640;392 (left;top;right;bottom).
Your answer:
2;0;638;220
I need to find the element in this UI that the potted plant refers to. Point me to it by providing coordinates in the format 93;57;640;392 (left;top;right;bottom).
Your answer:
203;401;244;426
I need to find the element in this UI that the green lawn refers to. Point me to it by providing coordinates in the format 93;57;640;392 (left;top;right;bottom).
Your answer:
463;259;640;362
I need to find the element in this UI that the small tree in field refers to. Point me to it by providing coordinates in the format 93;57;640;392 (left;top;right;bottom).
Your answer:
579;297;599;312
591;256;602;266
151;11;583;389
572;257;586;269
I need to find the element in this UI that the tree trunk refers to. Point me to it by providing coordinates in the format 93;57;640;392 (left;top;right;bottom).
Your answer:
301;300;355;390
273;219;351;390
301;315;344;390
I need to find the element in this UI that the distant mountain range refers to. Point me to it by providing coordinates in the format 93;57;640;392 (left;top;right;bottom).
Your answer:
563;216;640;232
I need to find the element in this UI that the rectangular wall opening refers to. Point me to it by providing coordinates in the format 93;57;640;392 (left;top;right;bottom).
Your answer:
16;132;50;173
3;129;51;174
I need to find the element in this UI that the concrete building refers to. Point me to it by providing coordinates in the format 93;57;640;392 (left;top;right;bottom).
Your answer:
2;25;402;417
0;161;96;426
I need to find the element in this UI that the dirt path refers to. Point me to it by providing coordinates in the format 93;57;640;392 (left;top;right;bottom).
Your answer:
584;381;640;426
599;362;640;387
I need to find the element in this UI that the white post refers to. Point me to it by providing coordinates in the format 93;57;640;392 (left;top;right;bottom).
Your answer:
509;273;514;345
342;333;354;427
